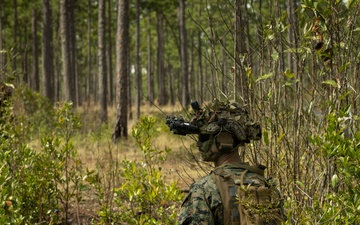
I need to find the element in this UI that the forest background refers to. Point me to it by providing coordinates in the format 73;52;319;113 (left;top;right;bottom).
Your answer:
1;0;360;224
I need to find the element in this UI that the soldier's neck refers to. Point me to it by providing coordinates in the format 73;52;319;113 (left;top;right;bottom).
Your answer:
215;148;242;167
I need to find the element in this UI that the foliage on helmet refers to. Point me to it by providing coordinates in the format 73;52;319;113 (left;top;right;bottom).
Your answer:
190;99;262;143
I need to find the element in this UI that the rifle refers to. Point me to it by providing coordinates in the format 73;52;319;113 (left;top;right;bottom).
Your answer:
165;101;201;136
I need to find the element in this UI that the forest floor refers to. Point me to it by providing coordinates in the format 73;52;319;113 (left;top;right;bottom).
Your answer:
65;104;211;224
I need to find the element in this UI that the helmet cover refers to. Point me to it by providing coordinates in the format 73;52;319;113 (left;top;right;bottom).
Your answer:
190;99;261;161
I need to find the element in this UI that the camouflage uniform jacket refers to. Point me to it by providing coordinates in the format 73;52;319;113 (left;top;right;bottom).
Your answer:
178;162;255;225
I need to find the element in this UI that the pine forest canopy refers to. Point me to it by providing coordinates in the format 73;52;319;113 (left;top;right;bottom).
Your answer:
1;0;359;110
1;0;359;127
0;0;359;131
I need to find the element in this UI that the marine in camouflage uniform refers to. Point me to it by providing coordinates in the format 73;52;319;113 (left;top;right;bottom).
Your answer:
179;163;262;224
175;99;285;225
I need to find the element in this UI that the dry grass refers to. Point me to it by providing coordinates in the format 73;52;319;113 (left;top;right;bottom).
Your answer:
74;103;210;190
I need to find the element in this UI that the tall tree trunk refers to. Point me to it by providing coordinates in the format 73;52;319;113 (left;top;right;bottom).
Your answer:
42;0;54;103
68;0;77;106
54;21;61;102
60;0;72;103
197;3;203;102
234;0;248;104
98;0;107;123
156;11;166;105
13;0;18;73
22;37;29;84
135;0;141;119
86;0;92;105
113;0;129;140
168;60;175;105
179;0;189;106
189;32;194;100
107;0;114;106
147;12;154;105
287;0;300;192
31;9;39;92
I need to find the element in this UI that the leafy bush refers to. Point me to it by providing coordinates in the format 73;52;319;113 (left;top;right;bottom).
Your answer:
93;116;183;224
0;93;85;224
283;107;360;224
11;84;55;138
311;109;360;224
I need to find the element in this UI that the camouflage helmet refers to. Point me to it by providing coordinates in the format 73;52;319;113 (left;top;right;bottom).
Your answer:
190;99;261;161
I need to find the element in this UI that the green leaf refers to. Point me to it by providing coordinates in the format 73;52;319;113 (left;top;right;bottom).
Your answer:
284;70;294;79
276;133;285;144
271;52;279;61
263;129;269;146
339;91;351;101
322;80;338;88
296;180;305;189
256;73;273;82
332;174;339;188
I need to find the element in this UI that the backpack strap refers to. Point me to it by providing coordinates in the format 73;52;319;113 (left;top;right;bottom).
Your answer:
211;163;266;225
211;170;240;225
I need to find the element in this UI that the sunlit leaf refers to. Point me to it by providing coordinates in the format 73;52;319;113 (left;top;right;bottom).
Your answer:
256;73;273;82
322;80;338;88
296;180;305;189
331;174;339;188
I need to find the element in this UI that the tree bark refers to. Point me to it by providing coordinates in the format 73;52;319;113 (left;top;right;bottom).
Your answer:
156;11;166;105
234;0;248;104
179;0;190;107
31;9;39;92
60;0;72;103
107;0;114;106
13;0;18;72
112;0;129;140
86;0;92;105
68;0;78;106
98;0;107;123
147;12;154;105
197;3;203;102
42;0;54;103
135;0;141;119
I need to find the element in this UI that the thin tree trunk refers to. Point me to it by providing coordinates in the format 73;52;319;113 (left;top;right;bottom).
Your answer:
68;0;77;106
179;0;189;106
168;61;175;105
107;0;114;106
42;0;54;103
13;0;18;73
234;0;248;104
98;0;107;123
156;11;166;105
113;0;129;140
60;0;71;103
147;12;154;105
135;0;141;119
197;2;203;102
31;9;39;92
86;0;92;105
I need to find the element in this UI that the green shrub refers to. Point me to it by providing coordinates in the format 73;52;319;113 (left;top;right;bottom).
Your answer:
0;90;60;224
0;97;85;224
288;108;360;224
12;84;55;138
314;109;360;224
93;116;183;224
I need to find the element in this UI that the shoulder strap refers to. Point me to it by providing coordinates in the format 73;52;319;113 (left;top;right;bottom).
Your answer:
211;164;267;225
211;166;245;225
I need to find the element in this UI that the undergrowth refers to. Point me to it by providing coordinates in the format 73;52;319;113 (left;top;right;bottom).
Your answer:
1;85;359;224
